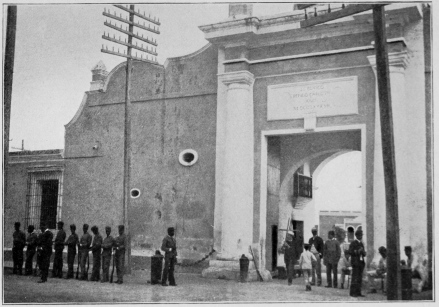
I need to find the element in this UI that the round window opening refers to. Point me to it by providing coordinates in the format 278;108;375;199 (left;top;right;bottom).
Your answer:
130;188;141;199
179;149;198;166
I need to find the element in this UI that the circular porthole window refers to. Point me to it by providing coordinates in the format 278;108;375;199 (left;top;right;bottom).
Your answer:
179;149;198;166
130;188;141;199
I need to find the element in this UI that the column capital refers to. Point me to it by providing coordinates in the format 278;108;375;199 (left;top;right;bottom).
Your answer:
367;51;410;73
218;70;255;86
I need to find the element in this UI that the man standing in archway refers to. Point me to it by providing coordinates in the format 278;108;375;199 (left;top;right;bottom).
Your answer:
308;227;324;286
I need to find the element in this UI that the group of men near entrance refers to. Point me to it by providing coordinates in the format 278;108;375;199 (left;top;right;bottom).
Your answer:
281;226;428;297
12;221;178;287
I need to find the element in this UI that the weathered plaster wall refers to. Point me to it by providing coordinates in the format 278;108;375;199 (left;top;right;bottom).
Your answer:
63;44;218;259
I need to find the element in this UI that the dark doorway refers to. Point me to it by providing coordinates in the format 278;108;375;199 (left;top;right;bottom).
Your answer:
40;180;59;229
292;220;304;261
271;225;278;271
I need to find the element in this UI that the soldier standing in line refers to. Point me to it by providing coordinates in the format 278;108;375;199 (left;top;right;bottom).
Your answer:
349;229;366;297
12;222;26;275
283;230;297;285
24;225;38;275
78;224;92;280
37;222;53;283
161;227;177;286
308;227;324;286
323;230;341;288
52;221;66;278
101;226;114;283
114;225;126;284
64;224;79;279
90;226;103;282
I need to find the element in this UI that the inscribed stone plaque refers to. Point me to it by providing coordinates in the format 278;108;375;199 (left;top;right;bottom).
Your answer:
267;76;358;120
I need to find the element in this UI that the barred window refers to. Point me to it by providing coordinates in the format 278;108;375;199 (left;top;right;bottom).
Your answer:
25;170;63;230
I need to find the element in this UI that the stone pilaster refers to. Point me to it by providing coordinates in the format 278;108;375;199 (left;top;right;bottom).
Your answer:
202;70;270;281
367;51;411;265
217;70;255;260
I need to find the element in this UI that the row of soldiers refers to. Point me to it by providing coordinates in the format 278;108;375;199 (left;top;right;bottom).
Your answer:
12;221;126;284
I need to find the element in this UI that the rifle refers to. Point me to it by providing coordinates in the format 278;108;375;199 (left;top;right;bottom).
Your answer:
75;249;80;279
85;250;90;281
278;218;291;253
33;249;41;276
110;249;115;283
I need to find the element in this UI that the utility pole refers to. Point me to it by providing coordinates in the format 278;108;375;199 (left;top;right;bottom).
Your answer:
372;5;401;300
299;3;401;300
101;4;160;273
4;5;17;207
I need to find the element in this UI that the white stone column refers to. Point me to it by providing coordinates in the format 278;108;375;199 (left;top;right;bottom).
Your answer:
367;51;410;265
217;70;255;260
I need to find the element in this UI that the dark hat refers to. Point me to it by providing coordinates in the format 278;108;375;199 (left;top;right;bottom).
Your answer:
355;229;363;236
83;224;89;229
28;225;35;232
14;222;20;227
70;224;76;230
328;230;335;236
105;226;111;231
118;225;125;231
91;225;98;233
168;227;175;232
378;246;386;253
404;246;412;251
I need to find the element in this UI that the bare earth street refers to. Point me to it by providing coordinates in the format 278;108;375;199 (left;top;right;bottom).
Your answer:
3;270;431;304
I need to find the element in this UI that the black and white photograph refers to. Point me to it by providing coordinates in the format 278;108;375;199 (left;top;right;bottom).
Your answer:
3;1;435;303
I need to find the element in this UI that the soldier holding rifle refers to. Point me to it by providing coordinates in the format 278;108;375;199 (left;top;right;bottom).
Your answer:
114;225;126;284
52;221;66;278
90;226;103;281
161;227;177;286
101;226;114;283
78;224;92;280
37;222;53;283
24;225;38;275
64;224;78;279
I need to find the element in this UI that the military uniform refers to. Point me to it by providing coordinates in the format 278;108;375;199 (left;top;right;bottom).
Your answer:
308;233;324;286
25;230;38;275
52;228;66;278
90;232;103;281
114;232;126;283
12;228;26;275
101;234;114;282
64;232;79;278
38;229;54;282
78;232;92;280
161;233;177;286
323;236;341;288
349;238;366;297
283;233;297;285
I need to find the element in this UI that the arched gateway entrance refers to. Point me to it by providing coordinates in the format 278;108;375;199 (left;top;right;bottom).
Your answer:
260;126;367;271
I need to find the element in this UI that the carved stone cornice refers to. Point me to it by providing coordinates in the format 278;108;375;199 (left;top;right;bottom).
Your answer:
367;51;410;74
218;70;255;87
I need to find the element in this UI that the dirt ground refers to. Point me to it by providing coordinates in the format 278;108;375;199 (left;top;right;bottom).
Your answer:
2;269;432;304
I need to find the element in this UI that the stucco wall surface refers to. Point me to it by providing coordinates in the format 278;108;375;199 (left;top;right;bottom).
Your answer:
63;44;218;259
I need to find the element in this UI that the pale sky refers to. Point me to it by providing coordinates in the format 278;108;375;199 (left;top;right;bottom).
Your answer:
8;2;295;151
314;151;362;214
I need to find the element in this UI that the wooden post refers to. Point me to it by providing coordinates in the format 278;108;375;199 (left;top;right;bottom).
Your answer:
4;5;17;207
372;5;401;300
122;4;135;274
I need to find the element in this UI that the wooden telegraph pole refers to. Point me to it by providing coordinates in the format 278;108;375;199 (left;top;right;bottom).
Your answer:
101;4;160;273
4;5;17;206
299;3;401;300
372;5;401;300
